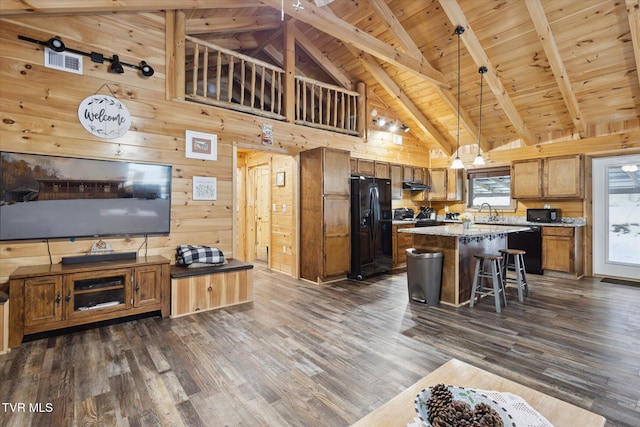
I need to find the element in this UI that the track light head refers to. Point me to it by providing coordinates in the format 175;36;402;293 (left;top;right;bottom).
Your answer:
140;61;154;77
110;55;124;74
47;36;65;52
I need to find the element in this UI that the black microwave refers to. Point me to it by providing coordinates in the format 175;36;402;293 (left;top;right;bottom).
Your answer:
527;208;561;223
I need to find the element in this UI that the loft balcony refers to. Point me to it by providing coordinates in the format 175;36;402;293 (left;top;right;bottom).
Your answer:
184;35;362;137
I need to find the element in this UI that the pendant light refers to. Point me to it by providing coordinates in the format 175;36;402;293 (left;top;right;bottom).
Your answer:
472;66;488;166
450;26;465;170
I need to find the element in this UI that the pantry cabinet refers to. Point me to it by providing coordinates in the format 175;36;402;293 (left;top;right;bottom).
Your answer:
300;147;351;282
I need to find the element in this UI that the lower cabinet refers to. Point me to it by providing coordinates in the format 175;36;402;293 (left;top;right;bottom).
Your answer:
542;226;583;277
9;256;170;348
393;224;415;268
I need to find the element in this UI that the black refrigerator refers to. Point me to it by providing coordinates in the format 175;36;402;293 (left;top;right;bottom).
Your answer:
348;175;393;280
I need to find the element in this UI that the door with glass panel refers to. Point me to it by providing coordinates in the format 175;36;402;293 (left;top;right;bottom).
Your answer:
592;155;640;279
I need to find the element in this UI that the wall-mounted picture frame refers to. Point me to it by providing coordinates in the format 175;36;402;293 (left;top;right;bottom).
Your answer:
276;171;286;187
186;130;217;161
192;176;217;201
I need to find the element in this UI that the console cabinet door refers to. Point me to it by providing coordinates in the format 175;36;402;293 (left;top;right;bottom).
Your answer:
24;276;63;327
134;266;162;308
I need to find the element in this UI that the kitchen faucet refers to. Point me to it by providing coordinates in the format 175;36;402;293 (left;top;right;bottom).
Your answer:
478;202;494;221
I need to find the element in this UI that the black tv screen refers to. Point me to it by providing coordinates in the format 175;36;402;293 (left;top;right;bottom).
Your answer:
0;152;172;241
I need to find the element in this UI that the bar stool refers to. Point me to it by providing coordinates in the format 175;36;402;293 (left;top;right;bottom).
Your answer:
499;248;530;303
470;254;506;313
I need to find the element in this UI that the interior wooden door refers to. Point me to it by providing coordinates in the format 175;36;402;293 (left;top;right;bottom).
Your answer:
254;166;270;261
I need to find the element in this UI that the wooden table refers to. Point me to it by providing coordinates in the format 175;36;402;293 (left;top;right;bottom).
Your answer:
352;358;605;427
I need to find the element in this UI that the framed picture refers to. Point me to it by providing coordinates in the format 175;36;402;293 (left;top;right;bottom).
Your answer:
186;130;217;161
192;176;217;201
276;171;286;187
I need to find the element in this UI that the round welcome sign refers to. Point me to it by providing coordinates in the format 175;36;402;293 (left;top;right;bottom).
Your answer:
77;94;131;139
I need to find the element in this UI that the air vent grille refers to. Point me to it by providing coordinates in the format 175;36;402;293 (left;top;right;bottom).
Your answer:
44;47;83;74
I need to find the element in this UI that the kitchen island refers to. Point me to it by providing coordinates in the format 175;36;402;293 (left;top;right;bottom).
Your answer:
399;224;529;306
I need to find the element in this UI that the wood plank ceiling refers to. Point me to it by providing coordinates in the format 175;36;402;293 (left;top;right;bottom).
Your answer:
2;0;639;155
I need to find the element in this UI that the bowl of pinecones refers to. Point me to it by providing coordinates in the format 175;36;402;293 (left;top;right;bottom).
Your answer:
414;383;514;427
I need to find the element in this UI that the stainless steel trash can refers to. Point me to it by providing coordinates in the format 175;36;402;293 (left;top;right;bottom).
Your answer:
406;248;443;305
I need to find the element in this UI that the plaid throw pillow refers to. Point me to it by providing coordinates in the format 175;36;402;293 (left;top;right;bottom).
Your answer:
175;245;225;266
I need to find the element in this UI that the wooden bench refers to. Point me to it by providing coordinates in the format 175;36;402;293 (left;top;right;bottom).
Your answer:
170;259;253;318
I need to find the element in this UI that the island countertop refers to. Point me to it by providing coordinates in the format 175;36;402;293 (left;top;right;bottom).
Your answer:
398;224;530;237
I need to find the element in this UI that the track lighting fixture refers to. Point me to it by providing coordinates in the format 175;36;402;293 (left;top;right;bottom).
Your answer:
140;61;154;77
18;35;154;78
47;36;65;52
451;25;465;170
109;55;124;74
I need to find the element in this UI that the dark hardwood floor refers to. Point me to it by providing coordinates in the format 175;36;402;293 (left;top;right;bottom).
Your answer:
1;263;639;427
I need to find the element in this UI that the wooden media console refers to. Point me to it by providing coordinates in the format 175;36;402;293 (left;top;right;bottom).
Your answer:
8;255;170;348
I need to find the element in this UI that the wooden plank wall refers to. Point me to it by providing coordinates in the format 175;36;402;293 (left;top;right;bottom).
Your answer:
0;12;432;283
2;12;639;283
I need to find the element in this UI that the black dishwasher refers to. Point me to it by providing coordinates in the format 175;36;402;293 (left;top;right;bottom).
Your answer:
507;226;543;274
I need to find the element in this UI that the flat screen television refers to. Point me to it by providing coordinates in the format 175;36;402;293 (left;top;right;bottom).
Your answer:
0;152;172;241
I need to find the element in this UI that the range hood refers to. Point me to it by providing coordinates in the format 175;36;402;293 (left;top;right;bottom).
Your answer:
402;181;431;191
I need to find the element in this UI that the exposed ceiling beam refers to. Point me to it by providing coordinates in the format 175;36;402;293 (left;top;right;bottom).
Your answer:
626;0;640;86
293;27;352;89
263;44;306;77
0;1;268;16
259;0;449;87
366;0;422;59
439;0;535;146
526;0;587;138
366;0;485;152
186;14;281;35
345;46;454;155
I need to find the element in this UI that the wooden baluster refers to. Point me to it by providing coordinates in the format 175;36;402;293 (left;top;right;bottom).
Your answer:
215;50;222;101
240;59;245;105
227;55;234;103
260;65;266;111
341;92;346;129
191;42;199;96
250;63;256;109
318;87;323;125
202;46;209;98
333;89;338;128
270;69;276;113
326;90;331;126
302;81;307;122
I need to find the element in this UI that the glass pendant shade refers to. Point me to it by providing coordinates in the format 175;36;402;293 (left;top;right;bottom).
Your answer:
472;153;486;166
451;156;464;169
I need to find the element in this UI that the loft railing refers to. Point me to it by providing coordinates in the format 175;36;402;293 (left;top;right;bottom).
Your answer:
295;76;360;135
184;35;360;136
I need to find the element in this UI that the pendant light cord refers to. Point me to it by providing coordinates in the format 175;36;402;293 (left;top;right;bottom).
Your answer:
478;66;487;146
456;28;462;155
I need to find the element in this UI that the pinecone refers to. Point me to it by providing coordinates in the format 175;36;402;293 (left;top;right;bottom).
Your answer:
426;384;454;423
473;403;504;427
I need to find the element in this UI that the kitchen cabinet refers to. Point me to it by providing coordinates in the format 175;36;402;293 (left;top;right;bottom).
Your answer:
403;165;413;182
429;168;462;201
392;223;415;268
511;159;542;198
300;147;351;282
391;164;403;200
413;167;425;184
375;161;390;179
542;226;583;277
9;256;170;348
544;155;583;198
355;159;375;176
512;155;583;199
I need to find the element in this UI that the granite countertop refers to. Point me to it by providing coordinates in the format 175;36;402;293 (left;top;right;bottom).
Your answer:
440;216;586;228
398;224;530;237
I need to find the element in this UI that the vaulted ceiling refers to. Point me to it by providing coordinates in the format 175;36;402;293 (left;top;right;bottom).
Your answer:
2;0;639;156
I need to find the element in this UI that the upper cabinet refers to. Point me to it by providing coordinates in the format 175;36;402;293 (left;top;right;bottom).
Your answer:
511;159;543;198
428;168;462;201
544;155;583;198
512;155;583;199
391;164;403;200
375;161;390;179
